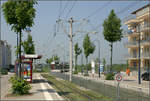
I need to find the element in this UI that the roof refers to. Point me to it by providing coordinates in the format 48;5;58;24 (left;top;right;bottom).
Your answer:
21;54;42;59
131;3;150;14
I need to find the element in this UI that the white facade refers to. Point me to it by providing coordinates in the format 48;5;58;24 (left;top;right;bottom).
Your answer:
0;40;11;69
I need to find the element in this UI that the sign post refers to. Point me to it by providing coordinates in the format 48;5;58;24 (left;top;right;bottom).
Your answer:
115;73;123;101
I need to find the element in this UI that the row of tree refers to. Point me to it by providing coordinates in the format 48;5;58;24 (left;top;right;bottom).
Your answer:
46;9;123;74
73;9;123;73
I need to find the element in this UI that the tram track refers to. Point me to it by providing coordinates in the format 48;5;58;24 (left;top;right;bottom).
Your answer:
41;73;107;101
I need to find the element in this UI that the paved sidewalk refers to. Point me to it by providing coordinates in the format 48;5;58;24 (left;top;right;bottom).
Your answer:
1;73;64;100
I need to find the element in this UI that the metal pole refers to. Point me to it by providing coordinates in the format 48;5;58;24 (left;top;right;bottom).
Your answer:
117;82;120;101
69;18;73;82
17;33;19;77
98;40;100;78
148;1;150;101
138;31;141;84
19;30;22;78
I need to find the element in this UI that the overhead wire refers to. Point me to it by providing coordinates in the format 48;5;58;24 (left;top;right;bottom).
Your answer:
58;0;62;19
59;0;70;18
85;1;112;19
65;0;77;19
88;1;143;33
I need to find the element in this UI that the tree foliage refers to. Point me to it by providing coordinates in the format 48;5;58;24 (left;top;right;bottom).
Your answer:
83;34;95;59
102;58;106;72
23;34;35;54
103;9;123;43
102;9;123;68
74;43;82;72
2;0;37;33
46;55;60;64
75;43;82;58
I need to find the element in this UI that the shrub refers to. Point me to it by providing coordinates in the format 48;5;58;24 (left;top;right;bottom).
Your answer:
84;73;89;76
105;73;114;80
0;68;8;75
9;76;31;95
74;71;78;74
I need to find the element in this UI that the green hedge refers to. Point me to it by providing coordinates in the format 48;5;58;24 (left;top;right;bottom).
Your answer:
105;73;115;80
0;68;8;75
9;76;31;95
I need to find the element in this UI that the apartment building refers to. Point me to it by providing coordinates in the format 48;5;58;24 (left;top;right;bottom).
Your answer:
0;40;11;69
124;4;150;71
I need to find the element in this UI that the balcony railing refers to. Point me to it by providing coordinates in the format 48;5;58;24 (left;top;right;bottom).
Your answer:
129;54;139;59
141;52;150;58
123;15;136;23
141;39;150;44
141;25;150;31
124;29;140;36
125;41;138;47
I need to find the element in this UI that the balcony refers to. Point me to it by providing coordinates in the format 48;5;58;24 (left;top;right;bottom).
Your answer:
141;52;150;59
128;54;139;60
141;39;150;46
124;29;140;37
141;25;150;32
125;41;138;48
124;15;139;25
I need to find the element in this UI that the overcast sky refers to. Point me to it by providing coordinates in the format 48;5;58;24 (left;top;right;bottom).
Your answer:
1;0;149;65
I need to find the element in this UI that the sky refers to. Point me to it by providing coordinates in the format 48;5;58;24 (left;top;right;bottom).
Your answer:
1;0;150;65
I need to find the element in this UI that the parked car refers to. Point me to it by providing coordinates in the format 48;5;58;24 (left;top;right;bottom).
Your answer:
141;72;150;81
36;68;42;72
9;68;15;73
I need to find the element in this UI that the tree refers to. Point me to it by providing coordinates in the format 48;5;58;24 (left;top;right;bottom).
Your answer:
74;43;82;72
83;34;95;74
102;9;123;71
53;55;60;61
23;34;35;54
102;58;106;72
2;0;37;77
46;55;60;65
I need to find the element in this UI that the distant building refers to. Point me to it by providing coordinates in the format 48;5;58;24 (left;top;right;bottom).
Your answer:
124;4;150;71
0;40;11;69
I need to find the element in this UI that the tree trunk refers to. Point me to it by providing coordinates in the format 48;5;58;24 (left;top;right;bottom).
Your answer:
19;29;22;78
75;55;77;72
110;42;113;72
86;57;88;74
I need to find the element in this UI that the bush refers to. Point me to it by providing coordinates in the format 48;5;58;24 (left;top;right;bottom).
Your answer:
105;73;114;80
9;76;31;95
74;71;78;74
0;68;8;75
84;73;89;76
